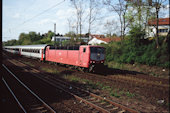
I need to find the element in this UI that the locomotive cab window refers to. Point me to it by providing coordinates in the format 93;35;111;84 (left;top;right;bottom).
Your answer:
90;47;105;54
83;48;86;53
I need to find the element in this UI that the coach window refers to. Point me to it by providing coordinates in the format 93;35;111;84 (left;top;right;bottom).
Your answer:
83;48;86;53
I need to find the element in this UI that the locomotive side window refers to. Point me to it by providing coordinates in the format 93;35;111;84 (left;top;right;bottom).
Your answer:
83;48;86;53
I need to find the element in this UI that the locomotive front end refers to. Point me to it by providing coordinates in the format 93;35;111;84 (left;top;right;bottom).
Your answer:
89;46;105;72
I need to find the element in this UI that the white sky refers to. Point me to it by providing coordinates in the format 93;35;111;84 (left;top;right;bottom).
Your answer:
2;0;169;41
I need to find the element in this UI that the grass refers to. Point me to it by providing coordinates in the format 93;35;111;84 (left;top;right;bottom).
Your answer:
64;76;113;90
100;99;109;104
110;91;120;98
107;61;125;69
40;67;59;74
70;77;80;83
22;61;34;67
102;86;112;91
107;61;168;78
125;91;135;98
109;89;135;98
119;90;125;95
86;81;98;89
64;75;137;99
115;75;168;87
96;82;104;88
150;72;159;77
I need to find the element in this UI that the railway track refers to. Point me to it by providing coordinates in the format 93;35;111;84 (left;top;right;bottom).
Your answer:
2;64;56;113
35;73;139;113
74;70;169;91
4;52;168;89
15;54;168;90
5;55;139;113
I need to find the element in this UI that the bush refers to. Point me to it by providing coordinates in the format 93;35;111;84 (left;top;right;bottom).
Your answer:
100;36;169;68
100;25;169;68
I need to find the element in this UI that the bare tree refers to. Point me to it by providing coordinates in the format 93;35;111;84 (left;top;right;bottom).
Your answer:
67;18;72;33
71;0;85;39
104;0;129;40
151;0;167;48
104;20;118;37
87;0;101;34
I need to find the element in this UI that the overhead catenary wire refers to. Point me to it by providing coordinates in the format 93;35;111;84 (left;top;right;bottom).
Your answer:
4;0;66;41
23;0;37;13
18;0;65;27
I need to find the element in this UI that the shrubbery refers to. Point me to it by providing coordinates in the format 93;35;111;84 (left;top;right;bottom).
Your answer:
101;26;169;68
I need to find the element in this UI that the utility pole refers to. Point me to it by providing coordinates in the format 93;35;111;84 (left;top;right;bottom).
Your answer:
54;23;56;46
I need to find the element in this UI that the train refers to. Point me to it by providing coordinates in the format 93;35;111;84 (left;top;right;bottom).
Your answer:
4;44;105;72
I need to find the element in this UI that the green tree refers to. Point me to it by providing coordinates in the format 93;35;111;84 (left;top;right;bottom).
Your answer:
28;31;41;42
64;31;76;37
3;39;18;46
18;32;37;45
47;30;55;40
128;25;145;46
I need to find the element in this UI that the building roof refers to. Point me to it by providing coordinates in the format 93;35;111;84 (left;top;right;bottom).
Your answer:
90;34;105;38
95;37;121;43
148;18;170;26
89;34;121;42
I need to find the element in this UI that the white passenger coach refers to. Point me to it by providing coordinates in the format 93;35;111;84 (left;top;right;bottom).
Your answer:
4;44;48;60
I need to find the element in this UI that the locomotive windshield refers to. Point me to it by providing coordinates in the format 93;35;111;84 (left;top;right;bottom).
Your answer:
90;47;105;54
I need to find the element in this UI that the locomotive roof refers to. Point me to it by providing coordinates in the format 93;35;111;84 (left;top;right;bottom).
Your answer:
4;44;104;49
4;44;49;49
81;45;105;48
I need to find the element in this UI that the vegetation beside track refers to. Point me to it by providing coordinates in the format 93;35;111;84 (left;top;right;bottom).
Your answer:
4;51;169;112
100;26;169;68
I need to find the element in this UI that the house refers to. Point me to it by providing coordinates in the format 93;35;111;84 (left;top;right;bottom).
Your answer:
145;18;170;38
51;36;89;43
51;36;70;42
88;34;121;45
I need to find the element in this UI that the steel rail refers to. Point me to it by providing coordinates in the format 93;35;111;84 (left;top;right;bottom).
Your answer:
4;53;139;113
33;75;110;113
31;71;139;113
2;77;27;113
48;76;139;113
2;64;56;113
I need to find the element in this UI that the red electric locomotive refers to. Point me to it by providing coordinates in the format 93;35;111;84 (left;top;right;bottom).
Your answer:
4;44;105;72
45;45;105;72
